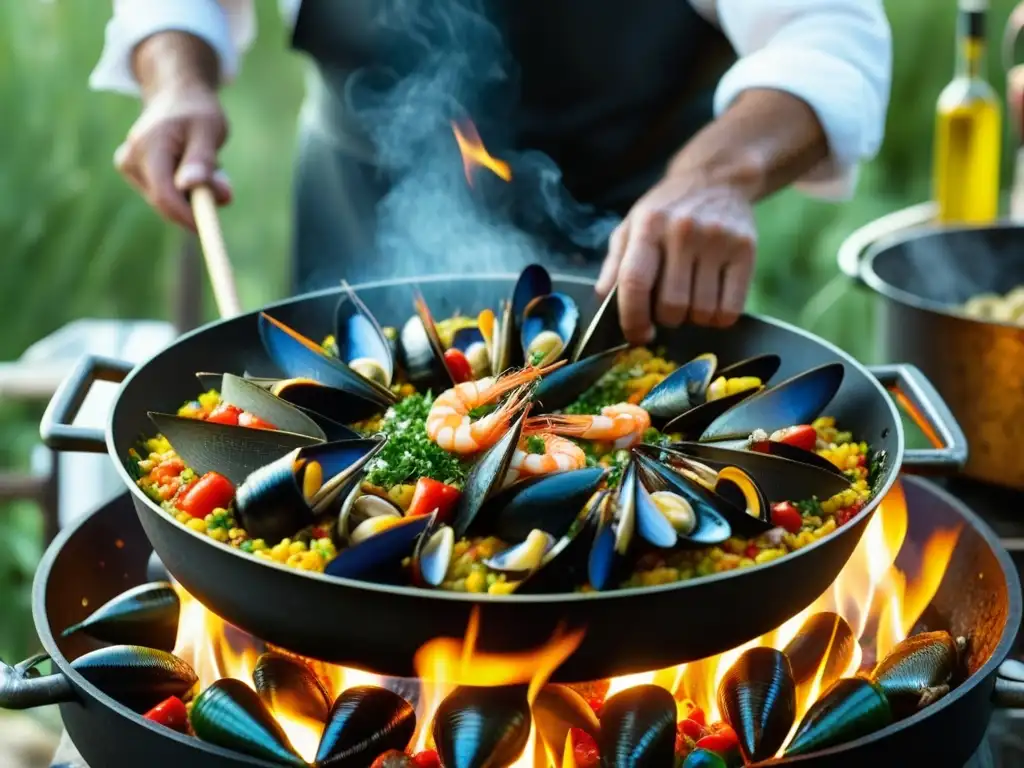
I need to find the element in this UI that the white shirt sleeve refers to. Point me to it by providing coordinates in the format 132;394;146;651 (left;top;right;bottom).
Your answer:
89;0;259;96
697;0;893;201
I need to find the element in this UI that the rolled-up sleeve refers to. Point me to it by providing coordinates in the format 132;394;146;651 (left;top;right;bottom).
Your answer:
710;0;893;200
89;0;257;96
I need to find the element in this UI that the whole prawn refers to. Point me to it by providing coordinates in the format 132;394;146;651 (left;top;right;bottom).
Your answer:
528;402;651;450
426;363;561;454
503;429;588;485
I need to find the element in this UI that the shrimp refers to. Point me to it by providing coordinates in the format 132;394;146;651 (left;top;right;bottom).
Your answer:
530;402;651;450
504;431;587;485
426;363;561;454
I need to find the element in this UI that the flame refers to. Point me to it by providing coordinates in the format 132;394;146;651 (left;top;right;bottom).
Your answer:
172;479;960;766
452;119;512;186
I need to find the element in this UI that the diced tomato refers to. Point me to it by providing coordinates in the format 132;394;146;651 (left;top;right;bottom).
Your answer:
678;717;704;740
678;700;706;727
769;425;818;452
143;696;188;733
749;440;771;454
411;750;440;768
770;501;803;533
695;722;738;755
836;500;865;527
443;348;474;383
571;728;600;768
206;403;242;426
585;694;604;717
177;472;235;518
237;411;277;430
744;543;759;559
406;477;462;521
151;457;186;483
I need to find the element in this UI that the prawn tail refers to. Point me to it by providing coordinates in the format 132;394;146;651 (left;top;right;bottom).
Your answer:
530;414;594;439
489;360;566;401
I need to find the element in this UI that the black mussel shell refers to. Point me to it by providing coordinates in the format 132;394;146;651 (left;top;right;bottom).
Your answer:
259;312;397;406
482;530;557;579
315;685;416;767
749;439;848;478
325;514;434;581
433;685;531;768
452;412;527;538
195;371;224;392
147;412;322;487
270;378;385;426
191;678;305;766
253;651;332;725
512;264;553;323
219;373;328;439
411;292;457;386
532;344;628;413
519;491;604;595
335;281;394;388
599;684;676;768
716;353;782;383
452;326;492;378
783;612;855;692
662;387;761;438
572;285;625;363
481;467;607;541
640;353;718;425
532;684;600;768
70;645;197;713
718;647;796;763
411;521;455;588
626;460;681;549
588;491;626;591
642;442;851;504
300;407;362;442
521;293;579;367
632;453;733;544
61;582;179;652
784;677;893;758
869;631;961;714
701;363;845;442
337;486;404;545
711;466;773;536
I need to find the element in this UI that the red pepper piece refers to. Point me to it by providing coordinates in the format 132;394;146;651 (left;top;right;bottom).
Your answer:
406;477;462;521
143;696;188;733
768;424;818;452
571;728;601;768
695;722;739;755
411;750;440;768
836;499;865;527
237;411;277;430
206;403;242;426
443;348;474;383
678;717;704;740
678;699;706;727
177;471;236;519
585;694;604;717
770;501;803;534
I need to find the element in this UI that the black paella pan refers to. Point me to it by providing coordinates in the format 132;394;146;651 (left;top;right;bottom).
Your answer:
40;274;967;681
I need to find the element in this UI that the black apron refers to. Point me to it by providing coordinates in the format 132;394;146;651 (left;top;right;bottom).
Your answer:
289;0;735;292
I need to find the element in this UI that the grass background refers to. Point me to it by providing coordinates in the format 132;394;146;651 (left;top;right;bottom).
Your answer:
0;0;1016;679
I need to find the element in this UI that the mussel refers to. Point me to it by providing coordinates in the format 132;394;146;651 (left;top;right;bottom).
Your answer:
633;453;738;542
598;684;676;767
235;438;386;545
483;530;557;578
532;344;629;413
517;491;605;595
784;677;893;758
70;645;197;713
532;684;600;768
521;293;579;367
218;373;330;439
452;326;493;379
191;678;305;766
61;582;180;652
411;520;456;587
401;295;456;388
268;377;384;427
334;281;395;388
315;685;416;767
336;485;405;545
640;353;718;422
783;612;855;696
481;467;608;541
253;651;333;725
869;631;964;714
432;685;532;768
572;284;624;363
324;513;435;581
452;412;528;538
718;647;796;763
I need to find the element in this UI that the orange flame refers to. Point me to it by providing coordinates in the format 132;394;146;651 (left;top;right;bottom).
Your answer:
452;119;512;186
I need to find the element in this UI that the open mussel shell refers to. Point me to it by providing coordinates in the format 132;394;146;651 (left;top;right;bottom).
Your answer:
662;386;762;438
869;630;961;714
599;684;676;768
324;513;434;581
452;411;527;538
783;612;855;693
518;492;604;595
336;485;404;544
481;467;607;541
521;292;579;367
587;491;624;591
411;522;455;587
512;264;553;322
452;326;492;379
640;353;718;424
572;285;624;363
433;685;532;768
749;438;848;477
219;373;328;439
259;312;397;407
61;582;179;652
716;353;782;383
267;377;384;427
483;530;557;578
713;466;773;536
191;678;305;766
625;460;681;549
532;344;628;413
235;438;385;545
643;442;851;504
632;453;733;544
148;412;322;487
718;647;796;763
532;684;600;768
253;651;332;725
406;292;457;387
701;363;845;442
315;685;416;767
335;281;394;388
70;645;197;713
784;677;893;758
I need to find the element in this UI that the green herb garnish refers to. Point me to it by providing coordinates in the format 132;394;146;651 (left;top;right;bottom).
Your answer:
526;435;547;454
795;498;824;517
563;364;632;415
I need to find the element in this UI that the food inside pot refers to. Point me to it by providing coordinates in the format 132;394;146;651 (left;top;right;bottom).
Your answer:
961;286;1024;324
126;267;883;595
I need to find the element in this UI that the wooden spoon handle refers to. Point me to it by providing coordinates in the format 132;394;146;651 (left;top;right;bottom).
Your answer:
190;185;242;319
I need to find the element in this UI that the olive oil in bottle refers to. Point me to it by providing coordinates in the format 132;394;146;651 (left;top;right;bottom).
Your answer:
932;0;1002;224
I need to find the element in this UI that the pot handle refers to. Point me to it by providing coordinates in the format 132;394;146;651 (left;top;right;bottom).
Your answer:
836;202;937;284
992;659;1024;709
867;363;968;472
40;354;134;454
0;654;74;710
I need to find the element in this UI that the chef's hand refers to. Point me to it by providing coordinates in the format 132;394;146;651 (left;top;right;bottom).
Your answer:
115;32;232;231
595;173;756;344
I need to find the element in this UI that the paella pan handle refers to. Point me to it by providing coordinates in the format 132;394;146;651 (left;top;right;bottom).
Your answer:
0;654;74;710
867;363;968;473
39;354;134;454
836;201;937;283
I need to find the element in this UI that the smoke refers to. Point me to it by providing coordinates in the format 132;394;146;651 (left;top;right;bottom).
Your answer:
344;0;618;278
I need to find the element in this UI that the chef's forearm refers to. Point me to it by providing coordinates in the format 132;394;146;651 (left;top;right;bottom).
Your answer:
131;31;220;101
666;88;829;203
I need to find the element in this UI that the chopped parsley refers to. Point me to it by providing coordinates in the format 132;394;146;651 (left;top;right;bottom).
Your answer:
364;393;467;489
795;498;824;517
526;435;547;454
563;365;632;415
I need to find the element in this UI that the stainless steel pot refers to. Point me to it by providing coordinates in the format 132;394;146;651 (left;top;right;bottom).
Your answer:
838;202;1024;489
